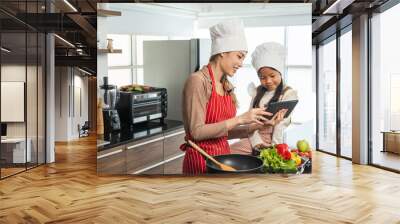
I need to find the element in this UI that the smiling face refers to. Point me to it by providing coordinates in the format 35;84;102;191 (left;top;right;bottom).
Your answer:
258;67;282;91
219;51;246;77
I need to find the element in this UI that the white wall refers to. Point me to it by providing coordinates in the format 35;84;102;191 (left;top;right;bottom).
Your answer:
72;74;89;138
97;3;195;88
55;67;89;141
55;67;69;141
105;4;195;36
1;65;26;138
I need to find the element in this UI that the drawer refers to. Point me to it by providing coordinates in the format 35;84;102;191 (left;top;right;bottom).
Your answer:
163;129;185;160
126;134;164;174
164;154;184;174
140;164;164;175
385;133;400;154
97;145;126;174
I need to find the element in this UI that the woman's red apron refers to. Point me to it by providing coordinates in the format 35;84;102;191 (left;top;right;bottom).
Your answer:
180;64;236;174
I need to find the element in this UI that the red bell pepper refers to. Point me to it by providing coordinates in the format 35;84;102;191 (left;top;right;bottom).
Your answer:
276;144;289;156
283;150;292;160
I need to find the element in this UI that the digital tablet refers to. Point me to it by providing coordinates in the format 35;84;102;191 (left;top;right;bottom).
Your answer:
264;100;298;119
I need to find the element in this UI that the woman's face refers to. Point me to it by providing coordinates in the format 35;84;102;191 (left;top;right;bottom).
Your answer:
258;67;282;91
220;51;246;77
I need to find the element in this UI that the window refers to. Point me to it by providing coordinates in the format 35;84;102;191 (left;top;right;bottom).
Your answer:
244;27;285;65
108;69;132;88
285;26;314;149
287;25;312;66
107;34;168;87
371;3;400;171
390;74;400;130
318;37;337;154
107;34;132;67
340;29;352;158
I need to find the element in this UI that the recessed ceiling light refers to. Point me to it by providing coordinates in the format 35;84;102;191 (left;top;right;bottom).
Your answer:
1;47;11;53
322;0;353;15
63;0;78;12
77;67;92;76
54;34;75;48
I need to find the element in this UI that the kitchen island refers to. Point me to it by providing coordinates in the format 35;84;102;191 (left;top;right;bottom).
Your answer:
97;120;185;175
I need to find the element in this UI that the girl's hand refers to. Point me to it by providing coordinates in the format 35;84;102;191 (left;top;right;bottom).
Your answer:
254;142;271;149
263;109;287;126
237;108;272;125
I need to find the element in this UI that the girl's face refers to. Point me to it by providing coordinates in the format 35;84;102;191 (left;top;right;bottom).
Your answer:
258;67;282;91
220;51;246;77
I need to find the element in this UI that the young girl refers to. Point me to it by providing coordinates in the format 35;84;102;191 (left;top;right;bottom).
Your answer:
230;42;298;154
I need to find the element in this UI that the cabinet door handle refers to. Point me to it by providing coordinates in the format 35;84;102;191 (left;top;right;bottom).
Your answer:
131;153;184;174
97;149;123;159
164;130;185;139
127;137;164;150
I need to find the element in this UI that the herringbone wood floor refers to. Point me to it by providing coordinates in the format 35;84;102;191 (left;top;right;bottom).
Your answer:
1;136;400;223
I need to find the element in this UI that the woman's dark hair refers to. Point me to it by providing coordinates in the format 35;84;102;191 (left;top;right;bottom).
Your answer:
209;53;238;107
252;67;284;109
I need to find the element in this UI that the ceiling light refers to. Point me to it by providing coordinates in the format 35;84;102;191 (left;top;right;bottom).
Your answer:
1;47;11;53
77;67;92;76
322;0;354;15
63;0;78;12
54;34;75;48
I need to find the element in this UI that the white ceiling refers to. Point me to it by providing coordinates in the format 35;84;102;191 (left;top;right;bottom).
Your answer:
153;3;308;15
110;3;310;19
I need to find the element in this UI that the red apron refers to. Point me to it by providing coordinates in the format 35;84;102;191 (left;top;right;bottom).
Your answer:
181;64;236;174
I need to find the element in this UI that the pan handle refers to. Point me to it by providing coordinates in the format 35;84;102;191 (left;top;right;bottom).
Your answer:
187;140;220;165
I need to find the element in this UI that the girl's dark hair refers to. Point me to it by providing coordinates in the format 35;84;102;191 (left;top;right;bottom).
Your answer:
252;67;284;109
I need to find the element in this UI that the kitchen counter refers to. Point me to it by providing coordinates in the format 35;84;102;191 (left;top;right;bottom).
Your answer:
97;119;184;151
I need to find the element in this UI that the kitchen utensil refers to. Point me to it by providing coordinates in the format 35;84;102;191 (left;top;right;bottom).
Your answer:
97;98;104;135
103;109;121;133
100;76;118;109
206;154;264;174
187;140;236;171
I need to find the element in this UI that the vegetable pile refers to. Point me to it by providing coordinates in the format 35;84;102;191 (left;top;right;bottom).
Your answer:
259;144;297;173
258;140;311;174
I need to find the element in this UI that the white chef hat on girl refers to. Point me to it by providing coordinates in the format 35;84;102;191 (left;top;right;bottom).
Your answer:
209;19;248;56
251;42;287;74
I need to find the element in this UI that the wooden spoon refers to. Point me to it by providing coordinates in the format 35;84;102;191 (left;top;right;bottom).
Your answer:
187;140;236;172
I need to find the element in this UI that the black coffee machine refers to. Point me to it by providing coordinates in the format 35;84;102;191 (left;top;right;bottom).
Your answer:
100;77;121;133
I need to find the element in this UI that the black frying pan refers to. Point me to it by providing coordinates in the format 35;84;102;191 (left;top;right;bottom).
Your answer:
206;154;264;173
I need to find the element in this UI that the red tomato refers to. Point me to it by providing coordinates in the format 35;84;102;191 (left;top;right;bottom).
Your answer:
276;144;289;155
283;150;292;160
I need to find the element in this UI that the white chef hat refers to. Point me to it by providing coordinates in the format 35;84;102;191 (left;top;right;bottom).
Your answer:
251;42;287;74
209;19;248;56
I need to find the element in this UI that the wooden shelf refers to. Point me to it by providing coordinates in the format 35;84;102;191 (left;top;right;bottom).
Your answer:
97;49;122;54
97;9;121;17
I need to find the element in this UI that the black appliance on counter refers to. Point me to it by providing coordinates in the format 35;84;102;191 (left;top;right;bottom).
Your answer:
100;77;121;133
117;87;167;126
103;110;121;133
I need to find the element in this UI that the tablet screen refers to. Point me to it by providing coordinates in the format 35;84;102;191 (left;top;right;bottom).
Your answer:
264;100;298;119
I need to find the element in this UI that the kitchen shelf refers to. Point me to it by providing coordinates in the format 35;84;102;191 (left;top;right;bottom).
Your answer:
97;49;122;54
97;9;121;17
